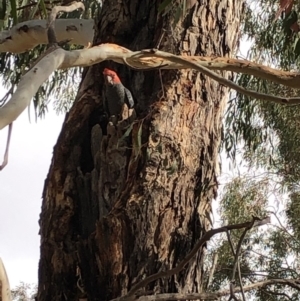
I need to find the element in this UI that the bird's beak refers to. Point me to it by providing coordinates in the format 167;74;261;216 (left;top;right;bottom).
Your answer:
106;75;114;85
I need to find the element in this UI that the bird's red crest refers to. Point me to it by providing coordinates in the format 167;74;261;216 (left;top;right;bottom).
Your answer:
103;68;121;84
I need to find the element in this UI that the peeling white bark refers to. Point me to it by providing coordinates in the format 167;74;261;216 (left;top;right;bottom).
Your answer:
0;257;12;301
1;43;300;131
0;47;65;129
0;19;94;53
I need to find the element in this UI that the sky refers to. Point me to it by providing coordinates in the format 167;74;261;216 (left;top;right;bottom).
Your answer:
0;105;64;287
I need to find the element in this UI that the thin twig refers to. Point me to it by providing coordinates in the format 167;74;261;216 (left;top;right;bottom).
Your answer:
155;29;166;49
206;252;218;289
230;220;255;301
226;230;236;255
0;86;14;107
237;261;245;301
261;288;293;301
17;0;60;11
268;210;294;238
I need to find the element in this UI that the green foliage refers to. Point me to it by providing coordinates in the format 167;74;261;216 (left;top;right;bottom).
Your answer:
210;1;300;298
224;6;300;283
158;0;190;27
9;0;17;24
0;0;7;25
11;282;37;301
225;0;300;182
0;0;50;31
287;192;300;242
206;176;300;300
0;43;82;116
219;177;268;224
214;177;268;292
0;0;102;115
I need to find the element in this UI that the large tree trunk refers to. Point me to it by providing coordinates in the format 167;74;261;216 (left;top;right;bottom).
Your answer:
38;1;244;300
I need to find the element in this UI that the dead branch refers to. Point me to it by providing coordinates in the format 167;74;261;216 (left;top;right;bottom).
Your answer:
228;283;239;301
206;252;218;289
0;19;94;53
47;2;85;45
229;222;252;301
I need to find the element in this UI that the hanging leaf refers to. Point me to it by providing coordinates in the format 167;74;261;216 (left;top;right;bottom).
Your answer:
282;10;297;33
137;122;142;150
172;4;182;27
158;0;173;14
39;0;48;19
9;0;17;24
275;0;294;20
0;0;7;21
118;123;134;146
293;36;300;58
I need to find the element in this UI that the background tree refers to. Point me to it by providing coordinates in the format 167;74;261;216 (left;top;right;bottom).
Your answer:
11;282;36;301
219;1;300;299
207;175;300;300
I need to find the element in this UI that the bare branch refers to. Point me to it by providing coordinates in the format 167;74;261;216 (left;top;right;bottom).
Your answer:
131;51;300;89
0;19;94;53
230;224;251;301
228;283;240;301
206;252;219;289
268;210;294;238
261;288;293;301
226;230;235;255
237;261;245;301
47;2;85;45
137;292;219;301
0;47;65;130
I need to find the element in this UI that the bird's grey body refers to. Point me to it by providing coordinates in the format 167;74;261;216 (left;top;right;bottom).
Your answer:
103;68;134;118
104;83;134;117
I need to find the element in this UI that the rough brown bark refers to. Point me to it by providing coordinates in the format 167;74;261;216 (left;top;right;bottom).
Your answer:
38;1;244;300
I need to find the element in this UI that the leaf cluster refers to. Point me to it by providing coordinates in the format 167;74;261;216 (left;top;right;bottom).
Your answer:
206;176;300;300
0;0;102;115
11;282;37;301
225;1;300;178
223;3;300;285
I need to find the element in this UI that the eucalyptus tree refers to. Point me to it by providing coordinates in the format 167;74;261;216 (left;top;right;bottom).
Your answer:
1;0;300;301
